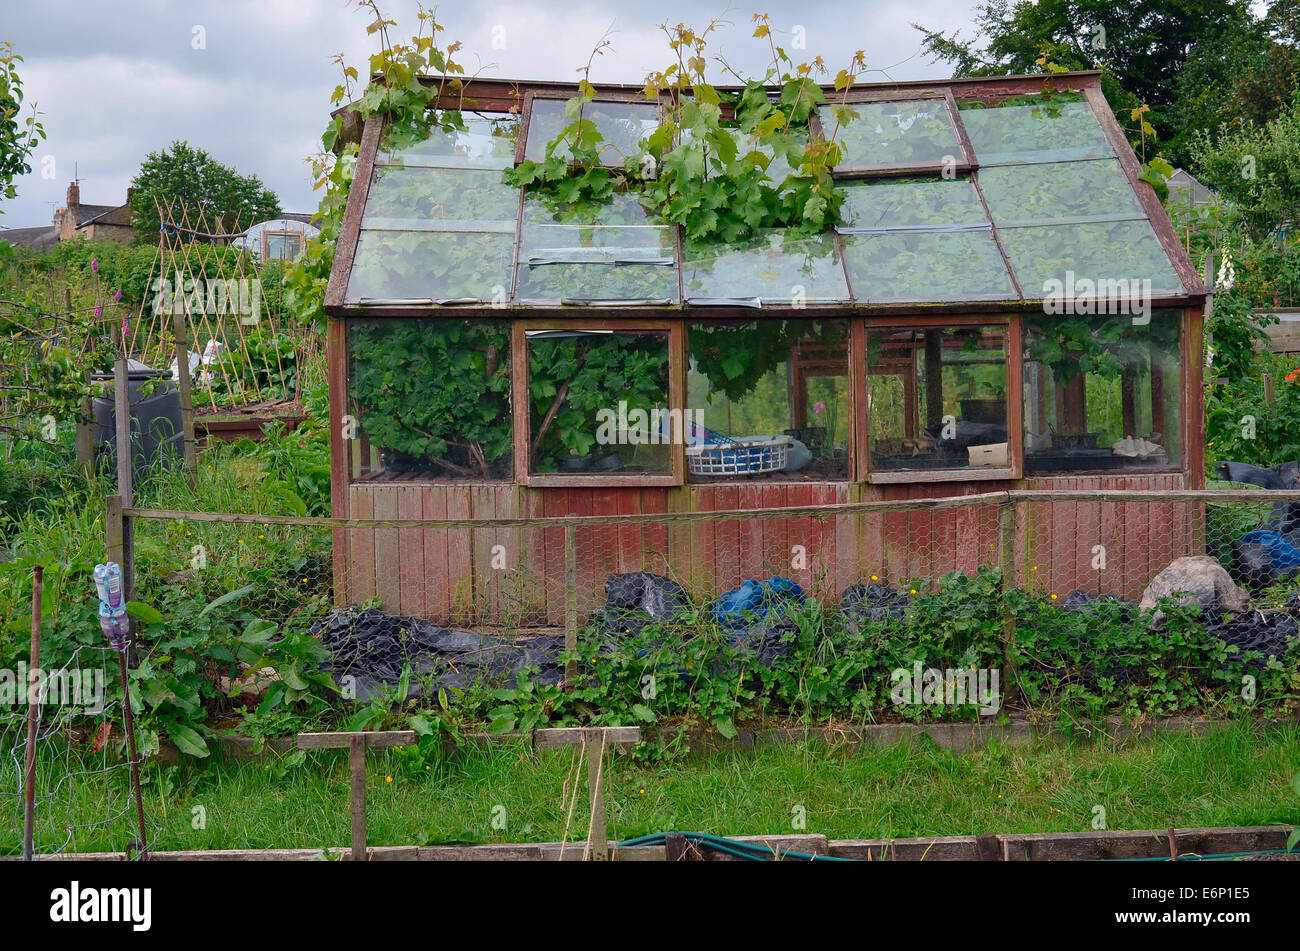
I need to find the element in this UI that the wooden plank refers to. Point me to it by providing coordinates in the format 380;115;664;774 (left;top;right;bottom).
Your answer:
737;483;764;581
423;486;451;624
397;485;425;617
535;726;642;748
446;488;473;624
640;488;670;577
712;485;741;593
372;487;401;613
542;488;568;628
761;484;790;579
347;486;376;605
296;731;417;749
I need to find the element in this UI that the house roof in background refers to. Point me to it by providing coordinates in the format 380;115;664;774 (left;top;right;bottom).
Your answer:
0;226;60;249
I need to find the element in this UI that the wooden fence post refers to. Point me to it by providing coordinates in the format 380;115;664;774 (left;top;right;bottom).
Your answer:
296;730;417;862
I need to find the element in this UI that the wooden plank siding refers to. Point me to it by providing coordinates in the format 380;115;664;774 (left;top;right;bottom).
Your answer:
336;476;1204;627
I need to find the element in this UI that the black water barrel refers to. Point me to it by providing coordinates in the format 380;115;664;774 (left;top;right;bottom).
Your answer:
91;363;184;482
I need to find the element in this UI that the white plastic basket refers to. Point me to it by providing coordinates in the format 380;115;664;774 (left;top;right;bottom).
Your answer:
686;435;793;476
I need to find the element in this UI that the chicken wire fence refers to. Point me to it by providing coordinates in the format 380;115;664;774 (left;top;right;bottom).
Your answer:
115;488;1299;633
0;642;156;858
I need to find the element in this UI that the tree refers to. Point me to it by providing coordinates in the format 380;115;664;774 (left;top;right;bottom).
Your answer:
0;41;46;218
1193;91;1300;242
129;141;280;242
912;0;1271;166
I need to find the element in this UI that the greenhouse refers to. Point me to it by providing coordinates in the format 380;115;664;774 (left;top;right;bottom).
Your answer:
322;70;1206;626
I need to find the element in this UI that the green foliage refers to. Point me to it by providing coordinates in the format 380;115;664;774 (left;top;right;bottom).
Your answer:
1193;91;1300;242
130;140;281;242
505;16;868;244
528;334;667;467
284;2;466;331
0;41;45;216
347;320;512;478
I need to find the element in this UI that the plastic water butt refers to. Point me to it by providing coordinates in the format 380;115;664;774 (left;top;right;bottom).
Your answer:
91;359;185;483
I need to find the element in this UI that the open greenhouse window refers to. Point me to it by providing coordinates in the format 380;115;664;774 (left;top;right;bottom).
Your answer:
346;113;521;305
515;192;679;305
1022;312;1182;473
957;93;1113;166
513;321;684;486
346;319;513;482
864;322;1018;481
686;320;851;483
813;92;975;178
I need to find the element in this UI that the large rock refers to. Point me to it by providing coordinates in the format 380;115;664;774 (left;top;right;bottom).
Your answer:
1139;555;1251;623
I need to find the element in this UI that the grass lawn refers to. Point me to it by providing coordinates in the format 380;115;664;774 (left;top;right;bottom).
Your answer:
4;720;1298;855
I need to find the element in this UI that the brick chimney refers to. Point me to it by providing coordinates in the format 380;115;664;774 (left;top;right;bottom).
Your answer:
66;180;80;206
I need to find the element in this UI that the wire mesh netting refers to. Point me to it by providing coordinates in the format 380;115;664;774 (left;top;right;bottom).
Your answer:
122;489;1300;632
0;642;157;857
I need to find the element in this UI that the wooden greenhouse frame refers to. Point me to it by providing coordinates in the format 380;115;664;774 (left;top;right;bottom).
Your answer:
323;70;1208;626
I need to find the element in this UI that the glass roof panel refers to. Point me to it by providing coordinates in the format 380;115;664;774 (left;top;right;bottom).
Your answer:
524;98;660;165
682;232;849;304
998;219;1185;297
842;230;1016;302
959;98;1112;165
379;112;519;169
361;166;518;231
838;178;987;231
978;159;1143;225
346;230;515;303
828;99;964;169
516;191;677;303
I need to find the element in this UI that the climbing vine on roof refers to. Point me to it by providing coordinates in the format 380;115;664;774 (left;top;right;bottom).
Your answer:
503;14;870;243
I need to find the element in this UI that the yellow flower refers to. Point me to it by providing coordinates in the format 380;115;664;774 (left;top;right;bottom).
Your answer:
1050;594;1058;600
871;575;879;581
639;788;645;795
1031;566;1038;571
238;539;244;544
385;775;392;783
258;534;264;539
909;589;917;595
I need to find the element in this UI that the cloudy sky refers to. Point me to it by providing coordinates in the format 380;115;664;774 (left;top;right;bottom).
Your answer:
0;0;984;230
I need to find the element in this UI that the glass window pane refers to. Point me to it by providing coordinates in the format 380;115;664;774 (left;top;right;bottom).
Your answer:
978;160;1143;225
361;166;519;230
1022;312;1182;473
682;233;849;304
866;326;1009;472
839;178;987;231
959;98;1112;165
998;219;1185;298
346;230;514;302
517;192;677;302
527;331;671;475
380;112;520;169
524;98;660;165
687;320;850;482
347;319;513;481
829;99;963;168
843;230;1015;302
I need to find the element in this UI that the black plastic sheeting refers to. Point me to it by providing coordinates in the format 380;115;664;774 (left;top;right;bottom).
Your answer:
1051;589;1296;671
314;571;1299;703
310;607;566;702
839;582;911;627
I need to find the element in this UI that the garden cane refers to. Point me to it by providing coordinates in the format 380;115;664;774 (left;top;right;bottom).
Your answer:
22;564;43;861
94;561;149;859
